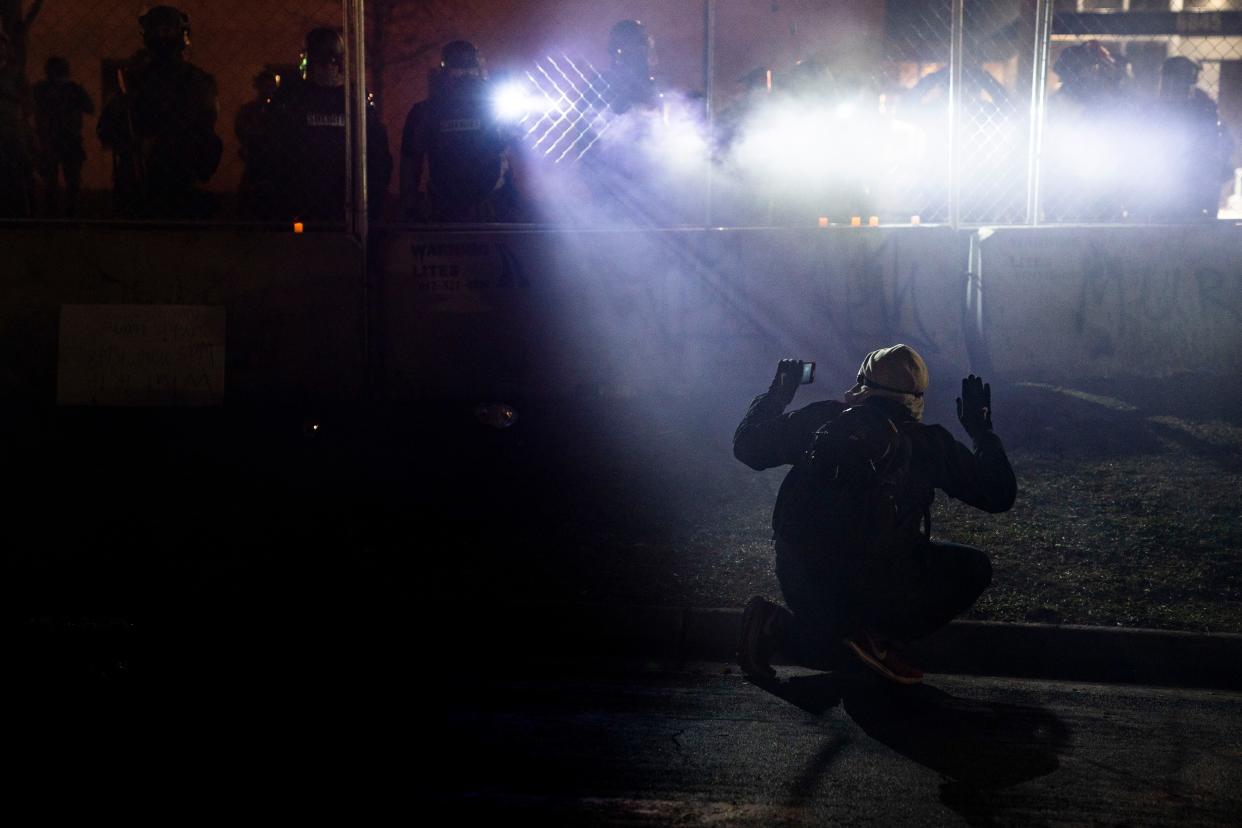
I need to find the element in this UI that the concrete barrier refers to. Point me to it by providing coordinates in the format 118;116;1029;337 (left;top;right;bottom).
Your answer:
976;224;1242;381
0;227;364;405
373;226;969;399
2;224;1240;406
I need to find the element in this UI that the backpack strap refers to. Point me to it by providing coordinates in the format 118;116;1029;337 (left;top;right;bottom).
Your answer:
893;420;932;541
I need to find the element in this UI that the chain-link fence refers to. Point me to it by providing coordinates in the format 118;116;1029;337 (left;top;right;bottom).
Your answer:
883;0;1242;225
3;0;349;222
4;1;1240;226
1044;1;1242;221
885;0;1039;225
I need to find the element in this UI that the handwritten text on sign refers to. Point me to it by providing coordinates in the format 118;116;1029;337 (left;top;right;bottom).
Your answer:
57;305;226;406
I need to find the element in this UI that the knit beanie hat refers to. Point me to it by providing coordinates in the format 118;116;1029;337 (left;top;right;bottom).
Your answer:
842;343;930;421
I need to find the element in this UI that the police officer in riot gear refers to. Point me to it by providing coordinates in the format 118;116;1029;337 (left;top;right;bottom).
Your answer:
400;40;513;223
96;6;222;218
1042;40;1130;222
258;28;391;223
605;19;658;115
1151;56;1234;221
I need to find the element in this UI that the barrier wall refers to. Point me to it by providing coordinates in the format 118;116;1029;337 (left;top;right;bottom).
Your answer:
1;224;1239;408
977;225;1242;381
0;228;364;405
374;226;969;399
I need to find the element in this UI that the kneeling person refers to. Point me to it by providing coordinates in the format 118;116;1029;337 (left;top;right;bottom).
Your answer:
733;345;1015;684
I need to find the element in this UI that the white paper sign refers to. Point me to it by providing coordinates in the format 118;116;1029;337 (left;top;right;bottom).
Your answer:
57;304;226;406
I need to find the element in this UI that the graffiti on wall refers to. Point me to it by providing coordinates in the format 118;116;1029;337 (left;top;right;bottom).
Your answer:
982;227;1242;378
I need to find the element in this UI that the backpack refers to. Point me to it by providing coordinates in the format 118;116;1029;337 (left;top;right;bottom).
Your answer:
780;405;929;552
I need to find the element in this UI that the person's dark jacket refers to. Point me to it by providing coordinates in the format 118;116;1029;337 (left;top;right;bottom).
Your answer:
400;77;510;222
257;78;392;222
97;56;222;218
733;390;1016;551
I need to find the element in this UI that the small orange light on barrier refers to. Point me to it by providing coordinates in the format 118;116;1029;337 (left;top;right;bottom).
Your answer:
911;215;921;225
868;216;879;227
818;216;829;228
293;221;304;234
850;216;861;227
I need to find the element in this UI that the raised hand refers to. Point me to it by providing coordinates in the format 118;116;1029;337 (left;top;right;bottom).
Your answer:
769;358;805;407
956;374;993;438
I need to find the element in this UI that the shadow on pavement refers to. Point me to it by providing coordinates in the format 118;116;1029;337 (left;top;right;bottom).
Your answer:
843;678;1071;822
751;669;1071;790
843;679;1070;787
747;672;845;715
754;668;1071;822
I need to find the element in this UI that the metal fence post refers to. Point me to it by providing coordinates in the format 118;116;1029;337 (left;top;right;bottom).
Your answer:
344;0;368;244
343;0;369;389
1025;0;1054;225
948;0;965;229
703;0;716;228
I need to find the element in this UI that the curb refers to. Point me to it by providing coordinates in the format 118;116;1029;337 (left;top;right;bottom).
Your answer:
498;605;1242;691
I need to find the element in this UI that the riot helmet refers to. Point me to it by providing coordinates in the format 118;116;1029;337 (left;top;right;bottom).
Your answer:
1160;56;1201;99
253;68;280;101
434;40;486;99
1054;40;1120;100
305;27;345;88
140;6;190;60
441;40;483;72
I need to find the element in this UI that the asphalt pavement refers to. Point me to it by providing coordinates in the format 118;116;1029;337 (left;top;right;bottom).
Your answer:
424;659;1242;826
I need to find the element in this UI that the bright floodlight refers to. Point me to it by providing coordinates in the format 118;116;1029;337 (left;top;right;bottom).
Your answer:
495;81;536;122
